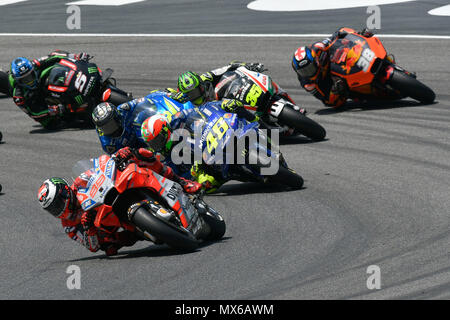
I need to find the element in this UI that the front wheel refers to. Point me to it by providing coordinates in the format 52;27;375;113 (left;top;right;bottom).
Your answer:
130;206;199;251
198;204;226;241
0;71;10;96
266;164;304;189
388;69;435;104
277;104;326;141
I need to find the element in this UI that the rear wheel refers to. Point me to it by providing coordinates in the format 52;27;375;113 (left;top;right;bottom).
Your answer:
389;69;435;104
130;206;199;251
0;71;10;96
277;105;326;141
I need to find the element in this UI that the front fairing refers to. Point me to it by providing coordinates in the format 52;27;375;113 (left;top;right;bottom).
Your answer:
73;155;117;212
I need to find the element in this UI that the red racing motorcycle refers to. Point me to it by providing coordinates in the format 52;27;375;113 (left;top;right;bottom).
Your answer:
72;154;226;251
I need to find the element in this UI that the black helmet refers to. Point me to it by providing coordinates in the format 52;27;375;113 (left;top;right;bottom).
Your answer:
38;178;75;218
92;102;123;137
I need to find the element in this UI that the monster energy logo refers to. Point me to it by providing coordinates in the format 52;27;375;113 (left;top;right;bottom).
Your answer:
88;67;98;74
75;95;83;105
50;177;66;185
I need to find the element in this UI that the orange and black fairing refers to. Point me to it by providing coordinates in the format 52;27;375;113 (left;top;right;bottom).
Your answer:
329;31;387;93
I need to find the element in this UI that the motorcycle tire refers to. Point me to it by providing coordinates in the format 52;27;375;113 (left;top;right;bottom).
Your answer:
389;69;435;104
131;206;199;251
277;105;326;141
109;89;131;105
200;209;226;241
266;164;304;189
0;71;10;96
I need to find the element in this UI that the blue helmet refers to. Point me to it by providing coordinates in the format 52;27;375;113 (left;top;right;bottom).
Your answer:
11;57;38;89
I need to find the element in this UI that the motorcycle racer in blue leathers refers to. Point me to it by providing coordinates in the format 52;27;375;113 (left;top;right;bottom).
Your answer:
92;90;194;154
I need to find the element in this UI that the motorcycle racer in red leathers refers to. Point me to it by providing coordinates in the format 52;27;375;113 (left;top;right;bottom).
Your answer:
37;147;201;256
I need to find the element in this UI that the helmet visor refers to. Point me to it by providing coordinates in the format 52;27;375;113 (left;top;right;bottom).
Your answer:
17;69;37;88
98;117;122;137
185;86;205;105
48;185;72;218
296;61;318;78
147;131;168;152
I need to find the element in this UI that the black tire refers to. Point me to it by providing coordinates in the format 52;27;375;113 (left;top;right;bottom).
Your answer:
389;69;435;104
131;207;199;251
0;71;10;96
108;89;130;105
277;105;326;141
201;209;226;241
267;164;304;189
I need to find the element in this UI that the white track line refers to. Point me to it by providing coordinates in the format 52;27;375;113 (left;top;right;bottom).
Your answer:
66;0;145;6
0;0;28;6
428;4;450;16
0;33;449;39
247;0;414;12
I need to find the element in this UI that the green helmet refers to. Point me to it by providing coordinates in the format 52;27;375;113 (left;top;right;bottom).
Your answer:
177;71;206;106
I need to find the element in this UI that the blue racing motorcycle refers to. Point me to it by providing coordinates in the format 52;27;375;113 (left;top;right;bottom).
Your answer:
170;102;304;189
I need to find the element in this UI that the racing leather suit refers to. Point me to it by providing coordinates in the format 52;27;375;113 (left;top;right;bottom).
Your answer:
60;147;199;256
292;28;375;108
96;90;187;154
159;98;256;193
10;50;92;129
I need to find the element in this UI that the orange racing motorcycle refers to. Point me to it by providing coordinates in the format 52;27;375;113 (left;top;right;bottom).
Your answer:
328;28;435;104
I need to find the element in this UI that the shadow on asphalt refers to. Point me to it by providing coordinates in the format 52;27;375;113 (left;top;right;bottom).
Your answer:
29;123;96;134
280;135;329;145
210;182;305;196
314;99;437;115
68;237;232;262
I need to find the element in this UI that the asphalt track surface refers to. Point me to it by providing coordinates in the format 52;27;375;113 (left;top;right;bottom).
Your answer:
0;34;449;300
0;0;450;35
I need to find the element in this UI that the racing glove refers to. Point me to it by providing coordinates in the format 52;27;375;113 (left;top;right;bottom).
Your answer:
170;91;189;103
229;61;266;73
74;52;92;62
331;77;348;97
359;28;374;38
81;211;96;233
221;99;260;123
245;62;266;73
221;99;244;113
114;146;134;162
200;72;214;83
175;176;202;194
48;104;65;116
